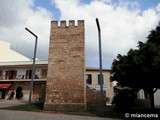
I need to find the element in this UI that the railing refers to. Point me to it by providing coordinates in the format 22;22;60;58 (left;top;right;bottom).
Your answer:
0;74;47;80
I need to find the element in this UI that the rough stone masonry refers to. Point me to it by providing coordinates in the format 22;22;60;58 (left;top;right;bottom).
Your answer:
44;20;85;111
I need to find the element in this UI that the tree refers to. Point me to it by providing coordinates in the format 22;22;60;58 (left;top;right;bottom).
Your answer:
111;22;160;109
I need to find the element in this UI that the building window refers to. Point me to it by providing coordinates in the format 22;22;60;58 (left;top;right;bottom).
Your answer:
0;71;2;80
5;71;8;79
26;70;32;79
98;74;104;85
41;69;47;79
9;70;17;79
5;70;17;79
35;74;39;79
86;74;92;84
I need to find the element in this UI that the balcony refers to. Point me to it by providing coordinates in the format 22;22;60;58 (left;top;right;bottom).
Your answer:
0;74;47;82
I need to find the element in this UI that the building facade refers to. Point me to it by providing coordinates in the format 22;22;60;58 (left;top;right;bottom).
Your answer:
0;61;113;106
0;61;47;101
86;67;113;104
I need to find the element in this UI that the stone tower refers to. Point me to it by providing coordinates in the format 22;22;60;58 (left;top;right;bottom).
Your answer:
44;20;85;110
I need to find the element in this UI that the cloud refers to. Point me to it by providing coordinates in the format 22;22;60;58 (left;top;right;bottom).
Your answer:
53;0;160;68
0;0;52;59
0;0;160;69
156;3;160;12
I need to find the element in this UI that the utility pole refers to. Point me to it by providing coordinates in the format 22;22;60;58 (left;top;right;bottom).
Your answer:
25;27;38;109
96;18;105;116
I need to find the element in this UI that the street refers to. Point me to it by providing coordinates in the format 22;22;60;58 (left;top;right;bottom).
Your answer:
0;109;122;120
0;100;123;120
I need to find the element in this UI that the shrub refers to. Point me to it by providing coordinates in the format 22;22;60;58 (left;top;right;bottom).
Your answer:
112;88;135;112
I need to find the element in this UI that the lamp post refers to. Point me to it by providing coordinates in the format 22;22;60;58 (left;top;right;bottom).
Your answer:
25;27;38;106
96;18;105;116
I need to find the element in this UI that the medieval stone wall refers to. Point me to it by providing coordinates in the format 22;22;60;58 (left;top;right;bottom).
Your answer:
44;20;85;111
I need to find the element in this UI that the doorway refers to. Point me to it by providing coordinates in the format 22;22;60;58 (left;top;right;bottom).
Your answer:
16;86;23;99
0;89;6;99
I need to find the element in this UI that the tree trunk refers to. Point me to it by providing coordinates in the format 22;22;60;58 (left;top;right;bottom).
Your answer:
149;88;155;110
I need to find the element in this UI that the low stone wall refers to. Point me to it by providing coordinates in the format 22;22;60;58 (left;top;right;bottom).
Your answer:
134;99;150;108
44;103;85;111
86;86;106;107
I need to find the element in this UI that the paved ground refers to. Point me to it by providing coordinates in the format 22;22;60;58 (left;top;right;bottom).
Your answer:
0;99;26;108
0;100;122;120
0;110;122;120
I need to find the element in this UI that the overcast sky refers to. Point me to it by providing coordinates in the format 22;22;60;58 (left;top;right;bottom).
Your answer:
0;0;160;69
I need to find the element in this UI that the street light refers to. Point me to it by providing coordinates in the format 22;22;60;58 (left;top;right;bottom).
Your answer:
96;18;105;116
25;27;38;106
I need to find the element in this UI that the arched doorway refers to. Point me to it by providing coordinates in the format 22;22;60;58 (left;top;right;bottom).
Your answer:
16;86;23;100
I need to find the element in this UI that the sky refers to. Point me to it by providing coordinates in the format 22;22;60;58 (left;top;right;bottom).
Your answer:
0;0;160;69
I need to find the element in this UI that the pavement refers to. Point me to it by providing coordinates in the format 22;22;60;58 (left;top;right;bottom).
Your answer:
0;100;122;120
0;99;26;108
0;110;122;120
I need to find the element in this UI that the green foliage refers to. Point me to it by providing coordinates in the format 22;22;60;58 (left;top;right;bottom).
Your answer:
111;22;160;88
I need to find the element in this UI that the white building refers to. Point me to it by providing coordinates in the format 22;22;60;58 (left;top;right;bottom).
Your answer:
0;40;30;62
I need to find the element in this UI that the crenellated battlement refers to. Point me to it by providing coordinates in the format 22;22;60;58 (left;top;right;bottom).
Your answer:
51;20;84;28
